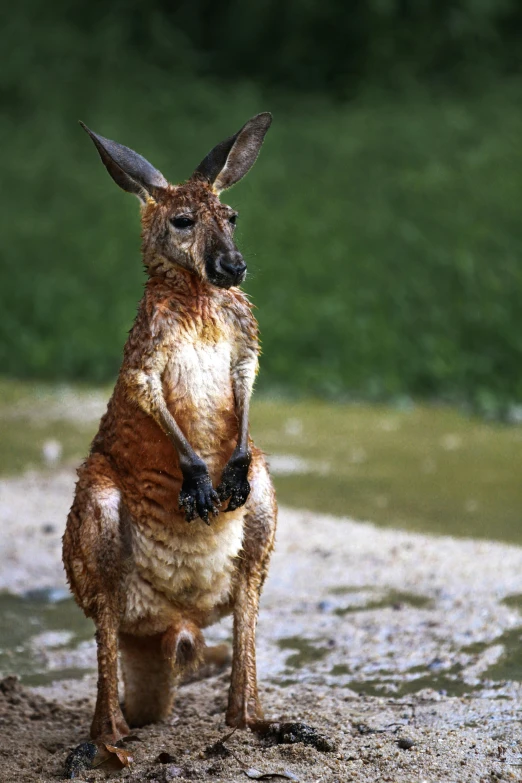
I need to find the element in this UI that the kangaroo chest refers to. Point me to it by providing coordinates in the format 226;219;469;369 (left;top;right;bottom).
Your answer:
164;337;234;410
162;318;238;470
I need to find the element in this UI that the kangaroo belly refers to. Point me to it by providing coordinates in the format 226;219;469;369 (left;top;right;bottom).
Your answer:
123;507;244;631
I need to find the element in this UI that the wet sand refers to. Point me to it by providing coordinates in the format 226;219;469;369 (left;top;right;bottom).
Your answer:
1;468;522;781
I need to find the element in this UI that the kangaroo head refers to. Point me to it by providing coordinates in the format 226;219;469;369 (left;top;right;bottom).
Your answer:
80;114;272;288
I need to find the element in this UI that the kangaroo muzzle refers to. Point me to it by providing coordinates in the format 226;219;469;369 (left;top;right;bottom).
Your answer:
206;250;247;288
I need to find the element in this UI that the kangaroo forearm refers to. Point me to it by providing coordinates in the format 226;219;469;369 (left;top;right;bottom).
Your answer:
125;369;202;471
234;394;251;457
231;357;256;459
154;399;204;470
128;371;217;522
216;380;252;511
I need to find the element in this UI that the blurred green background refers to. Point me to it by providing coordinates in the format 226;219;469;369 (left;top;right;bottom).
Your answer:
1;0;522;417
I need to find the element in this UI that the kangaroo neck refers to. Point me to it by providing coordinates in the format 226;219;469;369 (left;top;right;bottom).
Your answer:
145;261;225;302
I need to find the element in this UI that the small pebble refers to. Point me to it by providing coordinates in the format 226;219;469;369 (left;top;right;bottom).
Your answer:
317;600;334;612
397;737;415;750
428;657;444;672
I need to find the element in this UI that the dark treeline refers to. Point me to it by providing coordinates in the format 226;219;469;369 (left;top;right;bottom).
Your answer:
132;0;522;92
3;0;522;96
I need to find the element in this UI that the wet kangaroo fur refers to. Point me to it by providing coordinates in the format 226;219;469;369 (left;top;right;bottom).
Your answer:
62;113;277;744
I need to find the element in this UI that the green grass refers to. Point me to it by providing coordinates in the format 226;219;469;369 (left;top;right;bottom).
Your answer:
1;5;522;409
1;380;521;545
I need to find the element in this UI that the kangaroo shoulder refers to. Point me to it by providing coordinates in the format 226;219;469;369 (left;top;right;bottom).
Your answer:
226;290;259;347
122;289;177;367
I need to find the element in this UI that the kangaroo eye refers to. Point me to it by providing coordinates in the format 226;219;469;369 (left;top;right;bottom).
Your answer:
229;214;238;226
171;216;195;230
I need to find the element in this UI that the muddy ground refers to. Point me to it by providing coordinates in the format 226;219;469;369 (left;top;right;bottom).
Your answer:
2;468;522;782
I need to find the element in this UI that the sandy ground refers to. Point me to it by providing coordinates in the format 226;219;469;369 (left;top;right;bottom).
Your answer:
2;468;522;781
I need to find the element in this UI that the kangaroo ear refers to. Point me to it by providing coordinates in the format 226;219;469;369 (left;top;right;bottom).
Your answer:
191;112;272;193
80;122;168;202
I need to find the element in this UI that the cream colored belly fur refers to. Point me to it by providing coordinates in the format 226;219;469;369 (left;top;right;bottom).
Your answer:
123;509;244;631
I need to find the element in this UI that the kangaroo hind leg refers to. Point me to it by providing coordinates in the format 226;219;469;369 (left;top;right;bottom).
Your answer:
227;456;277;728
63;467;131;744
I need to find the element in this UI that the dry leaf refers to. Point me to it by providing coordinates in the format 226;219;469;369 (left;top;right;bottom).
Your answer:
102;743;134;767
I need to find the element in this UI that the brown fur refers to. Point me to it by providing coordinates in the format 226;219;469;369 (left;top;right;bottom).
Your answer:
63;122;277;743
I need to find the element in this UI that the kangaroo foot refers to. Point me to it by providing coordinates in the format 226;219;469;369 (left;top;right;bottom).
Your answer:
90;709;130;746
64;712;130;778
226;694;264;729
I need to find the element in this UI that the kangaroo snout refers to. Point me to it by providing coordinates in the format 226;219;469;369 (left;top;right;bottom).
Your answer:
217;251;247;282
207;250;247;287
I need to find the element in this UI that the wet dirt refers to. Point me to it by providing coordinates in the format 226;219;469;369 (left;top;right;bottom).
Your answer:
3;469;522;780
3;672;522;783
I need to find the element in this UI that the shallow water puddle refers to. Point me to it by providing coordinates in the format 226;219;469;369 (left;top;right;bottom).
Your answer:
279;634;522;697
2;388;522;545
0;590;94;685
462;596;522;685
274;589;522;697
278;636;333;669
252;401;522;545
331;587;432;616
347;675;485;698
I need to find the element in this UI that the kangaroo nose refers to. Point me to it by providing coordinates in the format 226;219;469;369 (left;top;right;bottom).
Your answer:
218;252;247;280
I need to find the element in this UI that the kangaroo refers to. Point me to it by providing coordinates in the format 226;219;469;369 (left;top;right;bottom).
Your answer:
62;113;277;745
